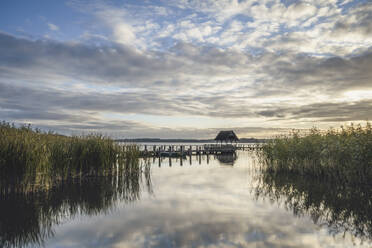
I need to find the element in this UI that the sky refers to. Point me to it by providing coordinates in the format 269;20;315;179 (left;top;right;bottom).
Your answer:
0;0;371;138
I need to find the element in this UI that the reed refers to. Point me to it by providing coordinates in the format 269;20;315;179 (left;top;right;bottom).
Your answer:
0;160;152;248
0;121;140;191
259;122;372;183
255;172;372;242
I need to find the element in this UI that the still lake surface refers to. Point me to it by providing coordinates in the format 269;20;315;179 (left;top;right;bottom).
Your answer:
1;149;371;247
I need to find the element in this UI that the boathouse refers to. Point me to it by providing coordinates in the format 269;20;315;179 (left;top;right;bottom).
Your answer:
215;130;239;144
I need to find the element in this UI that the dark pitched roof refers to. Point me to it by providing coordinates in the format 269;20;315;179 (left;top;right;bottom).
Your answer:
215;130;239;141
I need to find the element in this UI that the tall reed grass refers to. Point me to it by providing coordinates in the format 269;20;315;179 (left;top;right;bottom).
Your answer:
0;159;152;248
255;172;372;242
259;122;372;183
0;121;140;191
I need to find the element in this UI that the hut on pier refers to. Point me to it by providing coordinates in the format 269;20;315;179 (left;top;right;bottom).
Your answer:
214;130;239;144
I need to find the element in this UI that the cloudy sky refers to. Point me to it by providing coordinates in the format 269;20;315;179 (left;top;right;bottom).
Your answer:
0;0;371;138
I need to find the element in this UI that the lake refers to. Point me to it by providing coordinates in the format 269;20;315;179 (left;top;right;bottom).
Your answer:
1;150;371;247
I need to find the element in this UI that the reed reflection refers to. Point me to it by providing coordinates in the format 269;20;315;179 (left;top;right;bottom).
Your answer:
255;172;372;242
0;159;152;248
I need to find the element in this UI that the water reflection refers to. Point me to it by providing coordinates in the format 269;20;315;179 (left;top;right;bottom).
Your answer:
1;152;371;247
43;152;369;247
215;152;237;165
255;172;372;242
0;160;152;248
152;153;238;167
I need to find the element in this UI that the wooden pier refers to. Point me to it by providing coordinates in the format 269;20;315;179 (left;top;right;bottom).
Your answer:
139;144;262;158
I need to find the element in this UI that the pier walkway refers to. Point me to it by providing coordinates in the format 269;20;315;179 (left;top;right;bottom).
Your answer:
138;144;262;157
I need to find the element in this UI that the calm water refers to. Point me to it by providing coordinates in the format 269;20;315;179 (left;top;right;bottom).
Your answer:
1;151;371;247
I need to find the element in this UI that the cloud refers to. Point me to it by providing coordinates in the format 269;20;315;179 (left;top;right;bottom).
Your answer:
1;30;372;137
47;23;59;31
95;8;137;46
255;100;372;123
65;0;372;54
1;0;372;137
331;3;372;38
